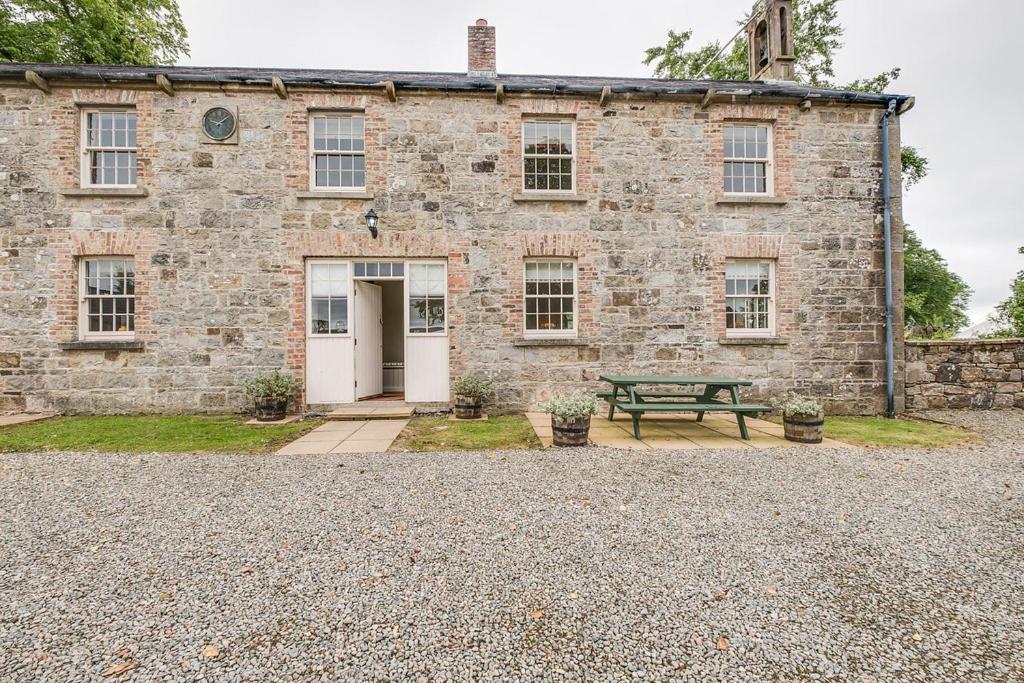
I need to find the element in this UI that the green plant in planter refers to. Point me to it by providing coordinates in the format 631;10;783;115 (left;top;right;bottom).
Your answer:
452;375;493;400
244;370;301;421
539;392;598;418
452;374;493;419
540;392;598;447
779;394;823;418
779;394;824;444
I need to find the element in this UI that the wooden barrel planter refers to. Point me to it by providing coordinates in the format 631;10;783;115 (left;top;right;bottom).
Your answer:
453;395;483;420
783;412;825;444
254;397;288;422
551;415;591;447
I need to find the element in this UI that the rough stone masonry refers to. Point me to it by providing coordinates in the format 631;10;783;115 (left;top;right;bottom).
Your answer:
0;38;908;416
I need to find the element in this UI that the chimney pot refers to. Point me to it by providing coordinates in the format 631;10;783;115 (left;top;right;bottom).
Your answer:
467;20;496;78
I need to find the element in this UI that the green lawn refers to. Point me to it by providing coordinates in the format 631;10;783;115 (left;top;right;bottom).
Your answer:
391;415;540;452
824;416;979;448
0;415;320;454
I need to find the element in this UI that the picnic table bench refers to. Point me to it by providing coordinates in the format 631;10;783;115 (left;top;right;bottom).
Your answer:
598;375;771;441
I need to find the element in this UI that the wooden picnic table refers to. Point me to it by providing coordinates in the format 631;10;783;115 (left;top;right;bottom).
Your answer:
597;375;770;441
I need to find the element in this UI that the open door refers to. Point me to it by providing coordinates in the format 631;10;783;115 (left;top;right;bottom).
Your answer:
355;281;383;399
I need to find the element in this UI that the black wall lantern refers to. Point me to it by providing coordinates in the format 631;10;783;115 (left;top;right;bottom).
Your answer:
365;208;379;239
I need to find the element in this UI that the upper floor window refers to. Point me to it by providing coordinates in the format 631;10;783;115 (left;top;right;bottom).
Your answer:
523;120;575;193
82;110;137;187
525;259;576;336
725;259;775;337
723;124;772;194
310;113;365;191
80;257;135;339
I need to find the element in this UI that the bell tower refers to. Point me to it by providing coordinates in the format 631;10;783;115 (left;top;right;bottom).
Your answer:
746;0;795;81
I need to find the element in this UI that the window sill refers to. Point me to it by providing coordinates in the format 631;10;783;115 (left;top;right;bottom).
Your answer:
58;340;145;352
718;336;789;346
61;187;149;198
296;191;374;200
513;337;588;347
512;193;589;203
716;194;788;206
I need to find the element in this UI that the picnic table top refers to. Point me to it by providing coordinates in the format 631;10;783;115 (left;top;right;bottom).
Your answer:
598;375;754;387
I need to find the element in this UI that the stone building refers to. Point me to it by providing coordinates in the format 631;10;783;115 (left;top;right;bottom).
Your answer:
0;8;912;416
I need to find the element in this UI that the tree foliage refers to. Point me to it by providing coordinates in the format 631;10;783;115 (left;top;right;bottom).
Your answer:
903;228;971;339
644;0;923;189
987;247;1024;338
0;0;188;65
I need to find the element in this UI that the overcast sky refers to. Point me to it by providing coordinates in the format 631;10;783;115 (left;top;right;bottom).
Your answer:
177;0;1022;325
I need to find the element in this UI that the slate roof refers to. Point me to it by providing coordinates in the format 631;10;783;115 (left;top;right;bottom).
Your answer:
0;62;910;108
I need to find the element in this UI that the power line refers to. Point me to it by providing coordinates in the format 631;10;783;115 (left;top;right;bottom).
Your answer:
692;1;766;79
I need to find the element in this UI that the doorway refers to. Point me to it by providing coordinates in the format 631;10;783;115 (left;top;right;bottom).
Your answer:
354;278;405;401
304;259;449;405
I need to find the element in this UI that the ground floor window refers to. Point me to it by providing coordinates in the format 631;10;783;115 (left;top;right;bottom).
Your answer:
525;259;576;336
309;262;349;334
725;259;775;336
81;257;135;338
408;263;445;334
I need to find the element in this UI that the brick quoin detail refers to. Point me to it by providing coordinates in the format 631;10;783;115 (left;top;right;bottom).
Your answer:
500;234;597;339
709;234;794;339
49;231;158;342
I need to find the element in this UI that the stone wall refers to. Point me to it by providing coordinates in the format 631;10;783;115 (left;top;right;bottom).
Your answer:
0;79;904;415
905;339;1024;410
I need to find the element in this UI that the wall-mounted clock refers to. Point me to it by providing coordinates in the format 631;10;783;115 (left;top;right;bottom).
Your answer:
201;106;238;144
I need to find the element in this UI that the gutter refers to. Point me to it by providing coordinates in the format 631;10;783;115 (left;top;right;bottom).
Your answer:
0;63;912;108
880;98;898;418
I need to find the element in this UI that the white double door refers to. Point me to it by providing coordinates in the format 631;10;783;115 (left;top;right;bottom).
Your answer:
304;260;449;405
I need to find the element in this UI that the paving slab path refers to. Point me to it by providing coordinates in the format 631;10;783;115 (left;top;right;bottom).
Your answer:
1;410;1022;680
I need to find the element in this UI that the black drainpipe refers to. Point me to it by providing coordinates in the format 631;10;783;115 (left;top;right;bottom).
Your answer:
880;99;898;418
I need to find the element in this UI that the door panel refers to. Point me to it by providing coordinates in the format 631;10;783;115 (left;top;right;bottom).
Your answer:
306;337;354;404
355;281;383;399
405;336;449;402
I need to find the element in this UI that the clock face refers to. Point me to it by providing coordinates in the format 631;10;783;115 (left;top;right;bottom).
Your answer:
202;107;236;141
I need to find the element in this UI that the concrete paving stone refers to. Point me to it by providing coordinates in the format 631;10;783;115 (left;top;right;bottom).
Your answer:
329;440;391;454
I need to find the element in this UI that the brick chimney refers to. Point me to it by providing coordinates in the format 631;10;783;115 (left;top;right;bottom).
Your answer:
467;18;496;78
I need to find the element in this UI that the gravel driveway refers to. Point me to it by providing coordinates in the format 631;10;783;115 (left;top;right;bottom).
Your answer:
2;411;1023;681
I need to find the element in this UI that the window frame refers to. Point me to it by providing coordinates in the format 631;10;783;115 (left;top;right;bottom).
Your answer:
405;261;447;337
522;118;577;195
523;258;578;339
78;257;136;341
306;259;353;338
722;123;774;196
80;108;138;189
724;259;776;338
308;111;366;192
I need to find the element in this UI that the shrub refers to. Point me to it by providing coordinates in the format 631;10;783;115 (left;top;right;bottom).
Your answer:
540;392;598;419
780;394;823;418
452;374;493;401
244;370;300;401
